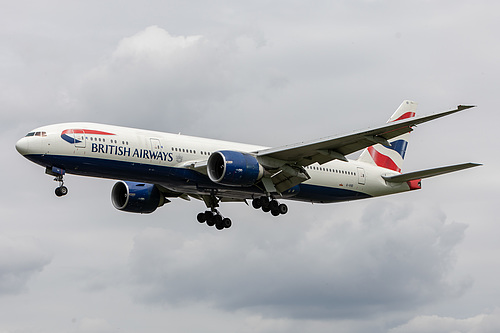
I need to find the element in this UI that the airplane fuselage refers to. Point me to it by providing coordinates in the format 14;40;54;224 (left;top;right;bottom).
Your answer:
16;122;412;204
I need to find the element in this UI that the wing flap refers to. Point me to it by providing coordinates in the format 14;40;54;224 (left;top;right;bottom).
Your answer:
382;163;481;183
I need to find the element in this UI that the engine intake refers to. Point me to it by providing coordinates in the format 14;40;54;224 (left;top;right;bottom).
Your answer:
111;181;164;214
207;151;264;187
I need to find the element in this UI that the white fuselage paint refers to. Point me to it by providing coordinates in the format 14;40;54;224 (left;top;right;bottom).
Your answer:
16;122;414;203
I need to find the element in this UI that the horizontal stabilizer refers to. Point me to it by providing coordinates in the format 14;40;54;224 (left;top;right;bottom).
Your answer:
382;163;481;183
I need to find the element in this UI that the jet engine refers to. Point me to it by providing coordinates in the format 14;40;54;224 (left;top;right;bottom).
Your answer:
111;181;165;214
207;151;264;187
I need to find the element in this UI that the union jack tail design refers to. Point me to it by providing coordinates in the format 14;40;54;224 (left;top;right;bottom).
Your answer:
357;100;417;173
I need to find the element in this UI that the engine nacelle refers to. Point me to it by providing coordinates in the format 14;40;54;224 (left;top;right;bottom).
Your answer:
111;181;164;214
207;150;264;187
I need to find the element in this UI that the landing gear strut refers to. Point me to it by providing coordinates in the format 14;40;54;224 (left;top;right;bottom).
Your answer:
54;174;68;197
252;196;288;216
197;194;232;230
46;166;68;197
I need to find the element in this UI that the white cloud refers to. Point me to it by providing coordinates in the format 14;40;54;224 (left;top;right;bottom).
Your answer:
80;26;248;133
112;25;203;67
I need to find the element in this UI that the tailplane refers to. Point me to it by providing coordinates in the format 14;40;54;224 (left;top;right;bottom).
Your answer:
358;100;418;172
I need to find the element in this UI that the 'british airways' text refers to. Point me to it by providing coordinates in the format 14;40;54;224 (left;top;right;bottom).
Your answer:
91;143;173;162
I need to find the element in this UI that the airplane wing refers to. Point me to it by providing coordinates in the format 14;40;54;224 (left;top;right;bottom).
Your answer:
184;104;476;194
254;105;475;166
381;163;482;183
252;105;475;193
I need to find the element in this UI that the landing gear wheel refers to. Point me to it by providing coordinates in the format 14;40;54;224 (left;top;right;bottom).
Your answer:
252;198;262;209
278;204;288;215
205;211;215;226
222;218;232;229
197;213;206;223
269;200;279;211
55;186;68;197
60;186;68;196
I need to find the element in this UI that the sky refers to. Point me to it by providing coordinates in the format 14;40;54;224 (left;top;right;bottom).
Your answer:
1;0;498;332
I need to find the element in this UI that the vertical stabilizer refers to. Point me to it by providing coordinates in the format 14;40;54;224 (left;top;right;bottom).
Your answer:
357;100;417;172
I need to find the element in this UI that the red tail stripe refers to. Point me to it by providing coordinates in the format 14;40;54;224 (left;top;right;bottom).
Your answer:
392;112;416;122
367;146;401;172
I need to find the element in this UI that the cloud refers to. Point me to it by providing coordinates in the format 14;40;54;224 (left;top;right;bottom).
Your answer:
128;201;470;319
77;25;305;145
0;236;51;295
74;317;113;333
79;26;253;133
389;309;500;333
112;25;203;66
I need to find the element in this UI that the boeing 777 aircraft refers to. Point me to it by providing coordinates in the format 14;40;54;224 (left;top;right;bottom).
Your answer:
16;101;480;230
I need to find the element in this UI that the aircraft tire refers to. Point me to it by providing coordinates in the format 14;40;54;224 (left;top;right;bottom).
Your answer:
252;198;262;209
278;204;288;215
222;218;232;228
205;212;215;226
197;213;206;223
269;200;279;210
60;186;68;196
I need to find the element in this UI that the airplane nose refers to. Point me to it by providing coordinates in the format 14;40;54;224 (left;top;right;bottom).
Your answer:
15;137;29;155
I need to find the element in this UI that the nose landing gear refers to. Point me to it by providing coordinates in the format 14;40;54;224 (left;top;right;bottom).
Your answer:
46;166;68;197
54;174;68;197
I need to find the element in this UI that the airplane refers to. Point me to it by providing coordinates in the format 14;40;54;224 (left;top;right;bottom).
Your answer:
15;100;480;230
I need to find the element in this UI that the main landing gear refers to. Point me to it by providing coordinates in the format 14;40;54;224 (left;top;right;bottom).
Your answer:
196;194;287;230
251;196;288;216
197;210;232;230
197;194;232;230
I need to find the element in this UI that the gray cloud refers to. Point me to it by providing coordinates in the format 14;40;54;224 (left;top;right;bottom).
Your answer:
128;201;470;319
0;236;51;295
389;310;500;333
2;0;498;332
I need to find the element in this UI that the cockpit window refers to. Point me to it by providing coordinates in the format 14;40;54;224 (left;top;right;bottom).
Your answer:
25;131;46;137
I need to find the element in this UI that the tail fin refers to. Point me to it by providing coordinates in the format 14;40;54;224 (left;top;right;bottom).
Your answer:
357;100;418;173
